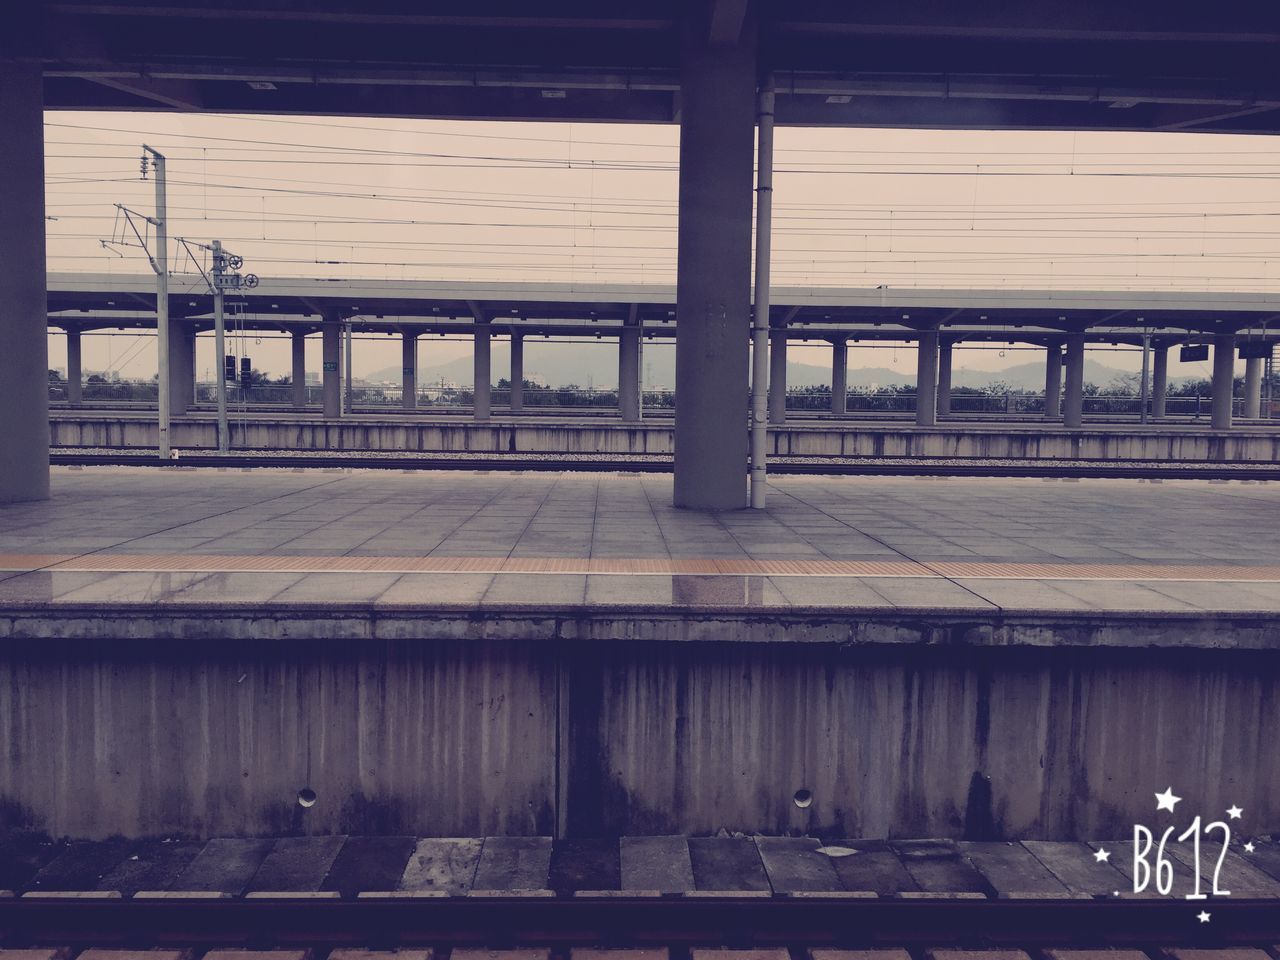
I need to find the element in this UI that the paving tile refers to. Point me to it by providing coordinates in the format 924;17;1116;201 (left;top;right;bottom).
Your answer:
472;837;553;892
321;836;417;899
168;839;276;895
957;842;1070;897
755;837;841;892
0;835;63;892
95;841;204;896
827;840;918;895
245;837;347;893
891;840;989;894
1021;841;1129;897
549;839;620;894
620;836;694;893
27;840;135;892
688;838;770;892
399;838;483;894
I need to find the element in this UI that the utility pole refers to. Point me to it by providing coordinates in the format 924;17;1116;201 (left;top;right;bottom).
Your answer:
141;145;170;459
1140;329;1151;425
212;240;229;452
175;237;256;454
344;320;354;413
749;79;775;509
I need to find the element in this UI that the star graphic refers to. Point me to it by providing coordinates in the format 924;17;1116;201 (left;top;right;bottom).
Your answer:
1244;842;1256;853
1197;910;1211;923
1155;787;1182;812
1227;805;1243;820
1094;847;1111;863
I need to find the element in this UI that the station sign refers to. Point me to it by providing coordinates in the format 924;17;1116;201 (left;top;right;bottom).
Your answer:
1238;341;1271;360
1179;345;1209;362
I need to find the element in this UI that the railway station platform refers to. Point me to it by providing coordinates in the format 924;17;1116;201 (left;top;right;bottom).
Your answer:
45;411;1280;465
0;469;1278;842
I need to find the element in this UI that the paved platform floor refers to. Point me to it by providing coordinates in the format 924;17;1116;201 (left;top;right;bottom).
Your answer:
1;468;1279;621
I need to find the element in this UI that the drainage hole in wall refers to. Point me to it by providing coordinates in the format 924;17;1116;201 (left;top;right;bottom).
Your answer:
793;788;813;809
297;788;318;808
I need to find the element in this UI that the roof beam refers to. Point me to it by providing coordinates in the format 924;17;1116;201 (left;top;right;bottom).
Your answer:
86;75;203;110
708;0;749;46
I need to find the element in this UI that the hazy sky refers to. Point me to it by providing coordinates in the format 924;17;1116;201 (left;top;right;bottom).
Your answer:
45;112;1280;385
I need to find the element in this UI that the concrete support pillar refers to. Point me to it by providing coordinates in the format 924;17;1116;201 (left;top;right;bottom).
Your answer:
916;330;939;427
672;12;755;509
619;326;641;421
768;329;787;424
510;333;524;412
167;321;194;414
400;331;417;410
66;331;83;405
291;330;307;407
1244;355;1263;419
936;339;952;418
1211;332;1236;430
473;321;491;421
1044;343;1063;420
0;62;49;501
830;339;848;415
1151;344;1169;420
1063;334;1085;429
322;315;342;418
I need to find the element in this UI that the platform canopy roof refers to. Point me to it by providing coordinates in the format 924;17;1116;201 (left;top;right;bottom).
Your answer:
45;272;1280;345
16;2;1280;134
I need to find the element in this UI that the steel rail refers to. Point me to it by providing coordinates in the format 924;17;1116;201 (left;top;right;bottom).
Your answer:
0;896;1277;950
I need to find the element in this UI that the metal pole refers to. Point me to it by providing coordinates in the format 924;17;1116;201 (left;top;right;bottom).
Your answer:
749;80;774;510
1140;332;1150;425
212;239;229;453
147;146;170;460
344;320;354;414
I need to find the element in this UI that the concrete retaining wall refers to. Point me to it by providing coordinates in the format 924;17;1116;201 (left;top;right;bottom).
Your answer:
1;636;1275;840
48;415;1280;461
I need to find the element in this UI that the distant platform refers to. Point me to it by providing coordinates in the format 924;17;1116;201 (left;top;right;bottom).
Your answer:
45;413;1280;466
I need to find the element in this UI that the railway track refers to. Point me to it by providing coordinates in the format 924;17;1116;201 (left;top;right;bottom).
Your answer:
2;896;1279;950
48;451;1280;481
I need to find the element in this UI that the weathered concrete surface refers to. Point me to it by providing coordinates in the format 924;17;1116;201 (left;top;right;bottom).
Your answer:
47;415;1280;463
0;628;1277;841
563;641;1280;840
0;638;556;840
3;605;1280;648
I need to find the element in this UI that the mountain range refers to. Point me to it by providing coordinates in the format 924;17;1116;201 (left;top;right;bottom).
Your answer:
362;345;1193;393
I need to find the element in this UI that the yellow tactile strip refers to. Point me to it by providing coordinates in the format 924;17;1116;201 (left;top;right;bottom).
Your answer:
1;553;1279;582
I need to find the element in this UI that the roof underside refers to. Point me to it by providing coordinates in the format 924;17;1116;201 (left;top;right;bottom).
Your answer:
20;2;1280;134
